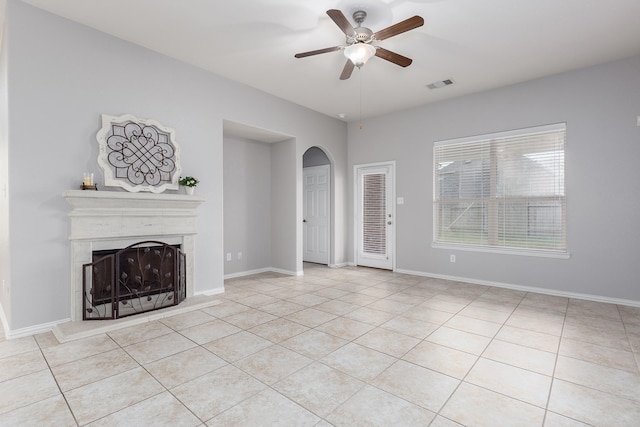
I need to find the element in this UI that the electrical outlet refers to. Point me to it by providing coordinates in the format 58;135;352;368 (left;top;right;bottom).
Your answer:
226;252;232;261
450;254;456;263
237;252;243;260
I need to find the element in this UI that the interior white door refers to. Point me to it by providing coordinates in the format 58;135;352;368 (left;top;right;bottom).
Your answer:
303;165;330;264
355;163;394;270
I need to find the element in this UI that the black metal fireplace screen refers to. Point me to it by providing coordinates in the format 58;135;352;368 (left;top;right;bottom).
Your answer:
83;241;186;320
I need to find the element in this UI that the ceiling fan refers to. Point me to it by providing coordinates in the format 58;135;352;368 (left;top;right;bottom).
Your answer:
295;9;424;80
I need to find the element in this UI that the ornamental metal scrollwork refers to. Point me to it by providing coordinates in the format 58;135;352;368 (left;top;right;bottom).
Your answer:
97;114;182;193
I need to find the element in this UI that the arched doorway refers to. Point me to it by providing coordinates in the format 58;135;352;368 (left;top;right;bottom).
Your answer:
303;147;331;265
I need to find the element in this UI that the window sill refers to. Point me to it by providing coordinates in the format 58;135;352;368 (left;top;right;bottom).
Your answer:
432;242;571;259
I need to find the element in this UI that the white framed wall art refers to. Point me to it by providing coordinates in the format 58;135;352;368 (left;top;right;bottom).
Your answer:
96;114;182;193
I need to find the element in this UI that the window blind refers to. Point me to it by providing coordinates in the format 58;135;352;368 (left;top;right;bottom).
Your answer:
362;173;387;255
433;123;566;253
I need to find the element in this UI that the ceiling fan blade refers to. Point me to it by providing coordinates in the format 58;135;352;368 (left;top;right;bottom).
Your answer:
339;60;355;80
294;46;341;58
374;16;424;41
375;47;413;67
327;9;356;37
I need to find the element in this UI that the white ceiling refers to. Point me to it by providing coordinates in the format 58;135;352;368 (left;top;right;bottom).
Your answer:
20;0;640;123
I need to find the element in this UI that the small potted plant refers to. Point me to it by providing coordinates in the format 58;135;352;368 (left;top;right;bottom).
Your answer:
179;176;199;195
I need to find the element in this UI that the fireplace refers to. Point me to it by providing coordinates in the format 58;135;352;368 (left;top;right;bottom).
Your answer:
64;190;204;322
84;241;186;320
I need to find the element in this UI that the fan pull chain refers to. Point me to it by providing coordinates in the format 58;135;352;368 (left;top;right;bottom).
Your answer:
359;67;364;130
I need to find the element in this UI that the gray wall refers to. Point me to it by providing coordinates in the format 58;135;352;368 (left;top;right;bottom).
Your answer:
3;0;348;332
223;138;339;277
272;139;299;274
223;135;272;275
348;55;640;302
10;0;637;333
0;0;10;328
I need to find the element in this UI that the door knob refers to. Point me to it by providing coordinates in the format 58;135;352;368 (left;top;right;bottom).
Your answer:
387;221;392;225
303;219;307;223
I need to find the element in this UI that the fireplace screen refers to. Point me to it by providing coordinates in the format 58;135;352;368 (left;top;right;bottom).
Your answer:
83;241;186;320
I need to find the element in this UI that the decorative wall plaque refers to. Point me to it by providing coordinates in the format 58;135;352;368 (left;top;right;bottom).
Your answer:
97;114;182;193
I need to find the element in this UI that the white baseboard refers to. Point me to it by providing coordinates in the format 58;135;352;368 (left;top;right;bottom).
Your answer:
329;263;348;268
271;268;303;277
0;301;9;338
194;288;225;297
6;318;71;340
224;268;272;280
394;268;640;308
224;267;302;280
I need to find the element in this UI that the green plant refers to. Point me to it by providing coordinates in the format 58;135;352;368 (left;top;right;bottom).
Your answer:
179;176;199;187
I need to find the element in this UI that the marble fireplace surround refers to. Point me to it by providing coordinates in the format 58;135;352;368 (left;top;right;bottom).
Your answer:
57;190;218;341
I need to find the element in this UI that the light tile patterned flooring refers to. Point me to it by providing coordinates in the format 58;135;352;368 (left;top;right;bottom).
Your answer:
1;263;640;426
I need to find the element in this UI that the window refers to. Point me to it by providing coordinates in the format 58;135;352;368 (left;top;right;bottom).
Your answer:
433;123;567;256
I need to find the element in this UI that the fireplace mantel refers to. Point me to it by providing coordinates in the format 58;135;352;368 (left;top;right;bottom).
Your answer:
63;189;204;210
63;190;205;322
63;190;204;240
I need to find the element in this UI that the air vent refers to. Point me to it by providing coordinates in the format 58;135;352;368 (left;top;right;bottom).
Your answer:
427;79;454;90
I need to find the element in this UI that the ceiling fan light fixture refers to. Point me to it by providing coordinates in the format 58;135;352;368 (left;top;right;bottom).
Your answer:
344;43;376;67
294;9;423;80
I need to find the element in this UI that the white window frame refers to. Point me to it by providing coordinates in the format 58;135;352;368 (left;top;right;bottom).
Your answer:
432;123;569;259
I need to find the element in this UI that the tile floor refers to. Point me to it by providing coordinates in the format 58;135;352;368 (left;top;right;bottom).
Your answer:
1;264;640;426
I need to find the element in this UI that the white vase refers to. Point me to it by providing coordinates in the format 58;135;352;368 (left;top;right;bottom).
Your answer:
185;186;195;195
